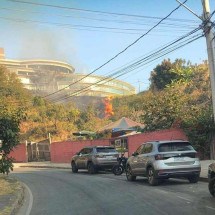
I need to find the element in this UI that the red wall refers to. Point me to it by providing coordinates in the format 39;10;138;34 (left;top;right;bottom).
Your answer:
127;128;187;156
8;128;188;163
9;143;27;162
50;128;187;163
50;139;110;163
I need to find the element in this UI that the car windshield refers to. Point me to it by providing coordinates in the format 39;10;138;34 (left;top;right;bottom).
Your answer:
96;147;116;153
158;142;194;152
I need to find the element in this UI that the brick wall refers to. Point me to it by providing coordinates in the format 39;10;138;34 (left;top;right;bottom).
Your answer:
127;128;187;156
9;143;27;162
50;139;110;163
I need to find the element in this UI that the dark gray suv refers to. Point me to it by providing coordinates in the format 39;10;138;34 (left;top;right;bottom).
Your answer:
71;146;119;174
126;140;201;185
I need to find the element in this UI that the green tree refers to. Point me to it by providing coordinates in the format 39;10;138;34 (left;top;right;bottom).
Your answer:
182;106;213;159
150;59;189;91
0;66;27;174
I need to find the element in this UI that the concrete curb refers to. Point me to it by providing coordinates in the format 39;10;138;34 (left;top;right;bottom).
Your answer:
19;165;71;169
11;182;25;215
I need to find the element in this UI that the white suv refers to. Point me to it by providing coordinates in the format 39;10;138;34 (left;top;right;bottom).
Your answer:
126;140;201;185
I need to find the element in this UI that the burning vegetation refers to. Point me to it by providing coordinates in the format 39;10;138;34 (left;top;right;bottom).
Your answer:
104;96;114;118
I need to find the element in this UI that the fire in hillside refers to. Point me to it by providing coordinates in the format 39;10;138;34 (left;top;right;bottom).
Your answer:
104;96;114;118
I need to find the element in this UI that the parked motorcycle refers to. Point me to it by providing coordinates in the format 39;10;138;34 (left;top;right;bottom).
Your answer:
112;154;127;175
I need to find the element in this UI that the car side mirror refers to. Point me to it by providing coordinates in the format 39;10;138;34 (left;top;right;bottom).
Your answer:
132;152;138;156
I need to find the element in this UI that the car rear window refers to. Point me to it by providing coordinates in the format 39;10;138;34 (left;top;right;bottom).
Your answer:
158;142;194;152
96;147;116;153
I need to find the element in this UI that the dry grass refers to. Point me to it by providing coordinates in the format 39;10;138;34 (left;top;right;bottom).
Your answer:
0;175;22;215
0;175;19;195
0;206;12;215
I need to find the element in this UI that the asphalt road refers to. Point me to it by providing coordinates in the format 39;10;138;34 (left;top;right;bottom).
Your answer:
12;168;215;215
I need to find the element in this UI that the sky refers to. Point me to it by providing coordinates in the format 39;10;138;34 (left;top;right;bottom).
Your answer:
0;0;215;92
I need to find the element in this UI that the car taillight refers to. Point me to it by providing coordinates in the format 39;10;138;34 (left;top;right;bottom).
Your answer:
155;154;164;160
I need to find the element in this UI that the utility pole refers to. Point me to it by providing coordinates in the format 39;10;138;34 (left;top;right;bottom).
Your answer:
202;0;215;159
202;0;215;121
176;0;215;158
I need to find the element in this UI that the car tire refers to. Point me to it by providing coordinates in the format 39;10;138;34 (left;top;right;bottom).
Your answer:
71;161;78;173
147;166;159;186
209;177;215;197
88;162;96;174
188;175;199;183
126;165;136;181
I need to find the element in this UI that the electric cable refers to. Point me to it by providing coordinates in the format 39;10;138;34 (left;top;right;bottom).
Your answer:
51;34;203;103
40;0;188;99
50;31;203;103
3;29;203;105
0;16;195;33
0;6;199;29
5;0;195;23
47;25;201;101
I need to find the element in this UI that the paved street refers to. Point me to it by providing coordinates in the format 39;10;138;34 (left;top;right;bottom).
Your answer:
13;168;215;215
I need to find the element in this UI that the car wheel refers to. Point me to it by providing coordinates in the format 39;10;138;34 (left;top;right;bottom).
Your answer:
188;175;199;183
126;165;136;181
88;162;96;174
71;161;78;173
209;177;215;197
147;167;159;186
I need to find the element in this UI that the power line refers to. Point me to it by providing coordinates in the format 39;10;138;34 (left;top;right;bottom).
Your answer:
0;6;199;28
5;0;196;23
51;34;203;103
0;8;199;30
0;16;195;33
4;27;203;105
50;29;203;103
47;25;202;102
210;9;215;19
78;35;203;97
41;0;188;99
5;24;202;105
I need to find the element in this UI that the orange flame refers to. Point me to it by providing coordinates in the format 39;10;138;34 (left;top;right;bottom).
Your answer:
104;96;114;118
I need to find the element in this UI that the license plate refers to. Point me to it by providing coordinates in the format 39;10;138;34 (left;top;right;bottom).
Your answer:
174;157;184;161
108;156;113;159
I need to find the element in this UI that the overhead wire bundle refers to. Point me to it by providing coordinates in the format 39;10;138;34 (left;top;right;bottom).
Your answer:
49;26;204;104
1;0;210;105
37;0;190;100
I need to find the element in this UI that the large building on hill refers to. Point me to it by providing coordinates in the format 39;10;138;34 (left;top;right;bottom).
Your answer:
0;48;136;99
